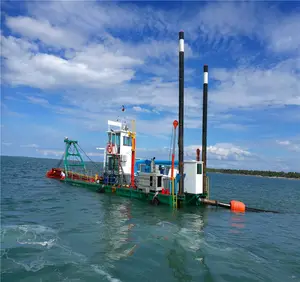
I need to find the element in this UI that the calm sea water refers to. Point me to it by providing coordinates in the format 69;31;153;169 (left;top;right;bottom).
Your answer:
1;156;300;282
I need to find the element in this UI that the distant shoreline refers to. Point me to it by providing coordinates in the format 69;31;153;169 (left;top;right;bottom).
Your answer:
207;169;300;180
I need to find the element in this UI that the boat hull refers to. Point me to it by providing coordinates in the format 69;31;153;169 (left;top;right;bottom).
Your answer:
46;167;206;207
61;177;204;207
46;168;63;179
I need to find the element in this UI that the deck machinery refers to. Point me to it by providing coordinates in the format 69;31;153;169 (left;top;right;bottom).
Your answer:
104;119;206;197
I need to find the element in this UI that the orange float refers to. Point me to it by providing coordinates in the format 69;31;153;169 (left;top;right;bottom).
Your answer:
230;200;246;212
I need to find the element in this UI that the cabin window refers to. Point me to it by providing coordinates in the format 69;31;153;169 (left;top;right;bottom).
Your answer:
197;163;202;174
108;133;115;145
115;134;120;146
123;136;132;146
108;133;120;146
157;176;162;187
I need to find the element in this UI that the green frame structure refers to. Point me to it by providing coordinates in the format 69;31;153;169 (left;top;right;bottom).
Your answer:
63;138;86;177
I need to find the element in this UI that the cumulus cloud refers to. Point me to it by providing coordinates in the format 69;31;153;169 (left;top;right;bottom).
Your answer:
210;59;300;111
5;16;86;49
263;13;300;54
1;34;142;89
184;143;252;161
2;1;299;117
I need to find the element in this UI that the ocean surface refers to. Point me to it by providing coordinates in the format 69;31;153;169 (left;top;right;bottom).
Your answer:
1;156;300;282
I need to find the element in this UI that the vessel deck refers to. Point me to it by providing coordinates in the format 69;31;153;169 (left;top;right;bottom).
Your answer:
63;177;204;207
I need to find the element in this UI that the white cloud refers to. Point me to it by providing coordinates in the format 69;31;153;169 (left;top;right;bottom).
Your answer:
2;1;300;172
133;106;151;113
18;0;300;58
1;34;142;88
1;100;27;118
213;123;246;131
263;13;300;54
276;139;300;152
277;140;290;146
3;2;299;118
137;143;253;162
210;58;300;111
36;149;64;157
27;1;158;34
5;16;85;49
20;144;39;148
2;142;12;146
185;143;252;161
128;142;253;164
36;148;103;158
185;2;299;55
26;96;50;107
188;2;259;41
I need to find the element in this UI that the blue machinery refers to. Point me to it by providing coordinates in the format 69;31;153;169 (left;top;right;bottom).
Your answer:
103;158;183;194
134;159;182;194
134;159;179;172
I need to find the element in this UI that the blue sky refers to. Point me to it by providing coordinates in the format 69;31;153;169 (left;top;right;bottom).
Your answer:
1;0;300;172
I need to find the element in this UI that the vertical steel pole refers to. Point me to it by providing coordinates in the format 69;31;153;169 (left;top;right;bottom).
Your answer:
178;30;185;195
202;65;208;194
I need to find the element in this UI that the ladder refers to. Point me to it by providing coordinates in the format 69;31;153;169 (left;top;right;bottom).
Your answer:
117;155;127;185
171;178;177;209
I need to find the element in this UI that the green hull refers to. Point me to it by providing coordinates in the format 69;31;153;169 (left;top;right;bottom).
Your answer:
63;178;206;207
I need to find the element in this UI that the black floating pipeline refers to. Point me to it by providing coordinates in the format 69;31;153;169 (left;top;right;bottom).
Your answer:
245;206;280;214
200;198;280;214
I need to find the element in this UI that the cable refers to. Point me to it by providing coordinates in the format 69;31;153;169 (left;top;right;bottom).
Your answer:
77;143;102;171
56;153;64;167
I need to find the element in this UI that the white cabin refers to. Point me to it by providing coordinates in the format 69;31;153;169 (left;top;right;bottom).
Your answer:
184;160;204;194
103;120;133;175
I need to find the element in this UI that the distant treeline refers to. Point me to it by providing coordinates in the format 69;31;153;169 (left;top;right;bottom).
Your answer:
206;168;300;179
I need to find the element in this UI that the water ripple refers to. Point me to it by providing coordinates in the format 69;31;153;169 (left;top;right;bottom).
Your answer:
1;156;300;282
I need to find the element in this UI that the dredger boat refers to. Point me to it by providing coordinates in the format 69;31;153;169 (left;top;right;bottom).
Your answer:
46;31;271;213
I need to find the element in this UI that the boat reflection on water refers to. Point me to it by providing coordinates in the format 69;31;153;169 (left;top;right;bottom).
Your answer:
100;200;137;262
93;198;210;280
166;207;209;281
229;212;246;233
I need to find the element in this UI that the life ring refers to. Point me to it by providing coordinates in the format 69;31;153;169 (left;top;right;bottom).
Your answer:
107;144;112;154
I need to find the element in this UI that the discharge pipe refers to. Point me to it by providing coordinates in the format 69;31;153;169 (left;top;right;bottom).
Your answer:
200;198;280;213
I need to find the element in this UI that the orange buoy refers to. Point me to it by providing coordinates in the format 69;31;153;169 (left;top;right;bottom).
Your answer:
230;200;246;212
